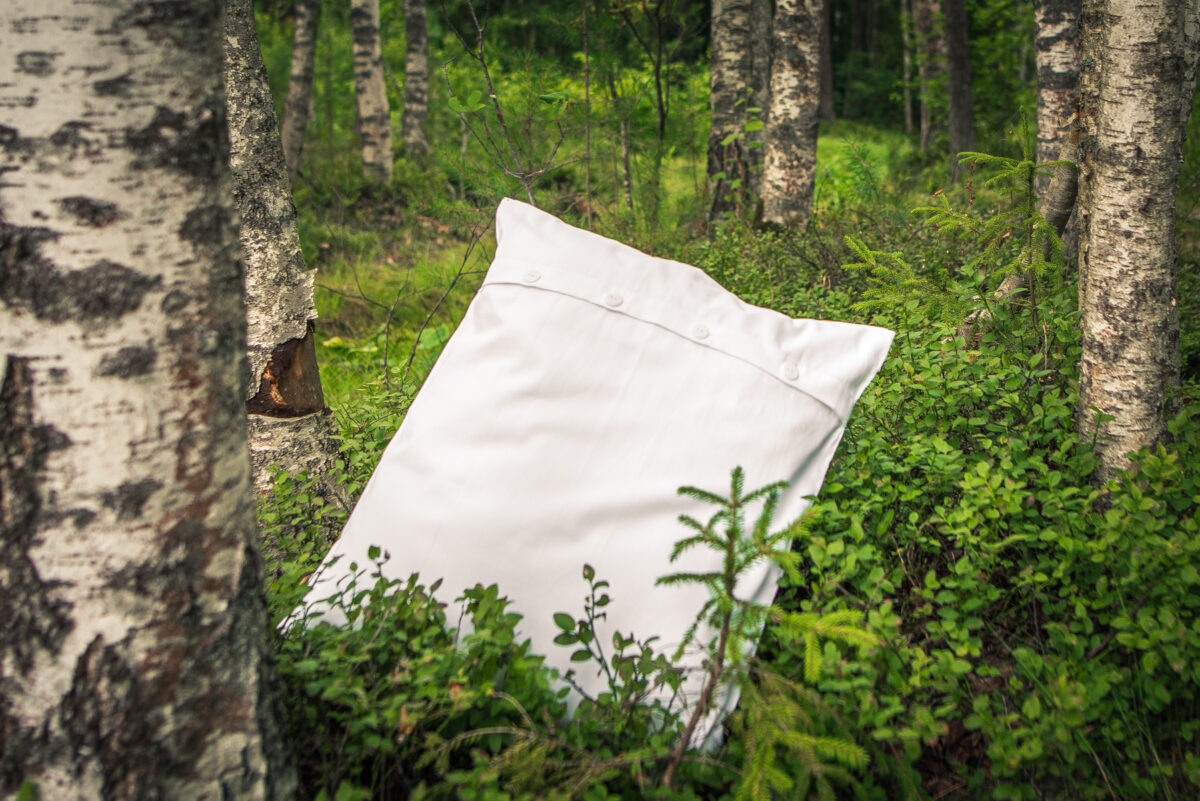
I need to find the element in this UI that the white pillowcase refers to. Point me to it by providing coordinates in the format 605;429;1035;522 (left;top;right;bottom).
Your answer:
301;199;893;730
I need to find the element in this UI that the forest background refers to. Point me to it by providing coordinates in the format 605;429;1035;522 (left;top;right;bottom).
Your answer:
3;0;1199;799
245;0;1200;798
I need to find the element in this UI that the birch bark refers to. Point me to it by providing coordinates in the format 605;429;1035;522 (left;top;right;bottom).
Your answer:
746;0;773;198
403;0;431;157
1034;0;1080;194
282;0;320;183
708;0;753;221
1076;0;1200;480
351;0;394;182
762;0;822;227
225;0;347;539
0;1;294;797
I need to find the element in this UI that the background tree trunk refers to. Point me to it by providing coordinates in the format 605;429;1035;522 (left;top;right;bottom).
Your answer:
902;0;915;134
1076;0;1200;480
943;0;974;180
708;0;753;221
0;1;294;797
913;0;943;153
282;0;319;183
745;0;773;198
403;0;431;157
1034;0;1081;194
225;0;347;548
351;0;394;182
762;0;822;227
820;0;837;121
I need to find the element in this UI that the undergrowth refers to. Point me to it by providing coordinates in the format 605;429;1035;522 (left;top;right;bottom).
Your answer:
258;110;1200;799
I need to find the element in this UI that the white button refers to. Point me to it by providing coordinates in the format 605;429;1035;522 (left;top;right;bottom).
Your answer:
522;270;541;283
782;363;800;381
692;324;710;340
604;292;624;307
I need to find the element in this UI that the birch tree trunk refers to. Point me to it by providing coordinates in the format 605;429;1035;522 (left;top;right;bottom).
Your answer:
708;0;753;221
1034;0;1081;194
943;0;975;181
1076;0;1200;480
225;0;347;544
402;0;431;157
351;0;394;183
762;0;822;227
745;0;773;198
0;1;295;797
282;0;319;183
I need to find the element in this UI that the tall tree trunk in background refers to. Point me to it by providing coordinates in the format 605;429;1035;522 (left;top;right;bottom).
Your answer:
913;0;943;152
820;0;836;121
282;0;319;182
1076;0;1200;481
0;1;294;797
402;0;431;157
943;0;974;180
608;73;636;212
708;0;753;221
226;0;347;547
745;0;773;198
1034;0;1080;194
351;0;393;182
762;0;822;226
902;0;915;134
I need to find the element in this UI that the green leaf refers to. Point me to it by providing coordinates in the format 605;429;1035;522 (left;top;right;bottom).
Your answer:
553;612;575;631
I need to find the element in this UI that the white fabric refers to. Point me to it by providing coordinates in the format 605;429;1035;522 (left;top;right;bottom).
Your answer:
301;199;893;725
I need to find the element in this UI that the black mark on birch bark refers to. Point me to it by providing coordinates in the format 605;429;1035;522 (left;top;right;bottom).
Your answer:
179;204;229;246
57;196;122;228
126;101;227;179
100;479;162;519
96;345;157;379
0;358;74;680
113;0;224;52
15;52;57;77
59;636;171;801
94;74;134;98
1;222;160;323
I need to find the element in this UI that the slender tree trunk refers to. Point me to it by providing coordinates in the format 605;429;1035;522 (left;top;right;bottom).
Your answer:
913;0;943;153
609;73;635;212
282;0;319;182
225;0;347;550
902;0;915;134
762;0;822;227
402;0;431;157
351;0;393;182
0;1;294;797
943;0;974;180
1034;0;1081;194
1076;0;1200;480
583;2;593;228
746;0;773;198
820;0;837;121
708;0;753;221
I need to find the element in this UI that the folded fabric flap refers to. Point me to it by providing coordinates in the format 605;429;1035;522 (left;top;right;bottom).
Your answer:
491;198;895;420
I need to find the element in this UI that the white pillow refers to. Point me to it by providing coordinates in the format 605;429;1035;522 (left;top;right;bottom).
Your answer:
301;199;893;728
